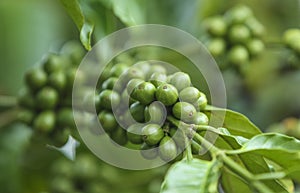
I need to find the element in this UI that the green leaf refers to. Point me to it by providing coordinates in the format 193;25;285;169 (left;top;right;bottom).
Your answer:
229;133;300;183
204;105;261;138
59;0;94;50
111;0;145;26
221;168;253;193
160;158;222;193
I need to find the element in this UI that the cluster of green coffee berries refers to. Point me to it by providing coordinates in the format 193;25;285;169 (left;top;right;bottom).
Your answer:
203;4;265;67
17;41;85;143
50;153;163;193
94;61;209;161
282;28;300;67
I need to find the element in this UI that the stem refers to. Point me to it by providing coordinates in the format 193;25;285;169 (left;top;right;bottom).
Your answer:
193;132;274;193
0;95;17;107
167;116;275;193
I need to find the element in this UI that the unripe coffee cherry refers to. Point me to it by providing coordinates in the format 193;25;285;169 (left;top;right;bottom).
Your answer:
57;108;75;128
149;72;167;87
246;39;265;56
283;28;300;48
142;124;164;145
36;87;59;109
159;136;177;161
228;24;251;44
208;38;226;57
127;124;143;144
25;68;47;90
140;143;158;160
194;92;208;110
18;88;35;109
193;112;209;125
169;72;191;92
246;17;265;37
43;54;64;74
156;83;178;106
98;90;121;110
225;5;253;24
102;77;118;90
110;63;129;77
48;71;67;91
205;16;227;37
98;110;118;133
126;79;144;95
18;109;35;125
130;82;156;105
172;102;197;123
146;64;167;79
179;87;201;103
144;101;166;124
228;45;249;65
123;67;145;83
33;111;56;132
110;127;128;145
129;102;146;122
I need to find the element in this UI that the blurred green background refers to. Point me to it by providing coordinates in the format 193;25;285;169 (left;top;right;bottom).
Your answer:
0;0;299;192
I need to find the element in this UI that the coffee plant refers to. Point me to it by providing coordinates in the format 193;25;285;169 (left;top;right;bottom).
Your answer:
0;1;300;193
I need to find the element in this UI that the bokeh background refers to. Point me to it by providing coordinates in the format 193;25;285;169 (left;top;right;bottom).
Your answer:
0;0;299;192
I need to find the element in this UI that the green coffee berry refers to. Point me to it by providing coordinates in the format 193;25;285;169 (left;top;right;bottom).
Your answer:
208;38;226;57
130;82;156;105
193;112;209;125
57;108;75;128
60;40;85;64
102;77;118;90
149;72;167;87
172;102;197;123
48;71;66;91
140;143;158;160
110;63;130;77
146;64;167;79
127;124;143;144
246;39;265;56
179;87;201;103
98;111;118;133
18;88;35;109
283;29;300;48
134;62;151;74
51;177;74;193
144;101;166;124
121;90;136;106
66;68;85;90
110;127;128;145
169;72;191;92
225;5;253;24
159;136;177;161
33;111;56;132
228;24;251;44
36;87;59;109
123;67;145;83
194;92;208;110
156;83;178;106
73;154;98;180
43;54;64;73
228;45;249;65
245;17;265;37
129;102;146;122
126;78;144;95
18;109;35;125
205;16;227;36
142;124;164;145
25;68;47;90
98;90;121;110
